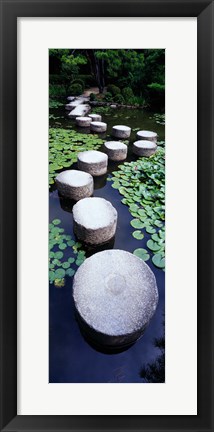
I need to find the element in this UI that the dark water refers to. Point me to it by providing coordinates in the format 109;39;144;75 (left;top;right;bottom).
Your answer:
49;105;165;383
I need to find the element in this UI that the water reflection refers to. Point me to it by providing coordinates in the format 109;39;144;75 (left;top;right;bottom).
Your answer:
139;319;165;383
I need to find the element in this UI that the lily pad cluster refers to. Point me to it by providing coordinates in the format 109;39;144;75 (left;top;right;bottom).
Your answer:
49;219;86;287
49;128;103;187
151;113;165;125
108;148;165;269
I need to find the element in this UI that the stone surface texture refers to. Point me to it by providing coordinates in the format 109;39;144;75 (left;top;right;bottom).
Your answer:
104;141;127;161
78;150;108;176
55;170;93;201
90;121;107;133
68;104;91;118
73;197;117;245
88;113;102;122
133;140;157;157
112;125;131;138
73;249;158;348
76;116;92;127
136;130;157;142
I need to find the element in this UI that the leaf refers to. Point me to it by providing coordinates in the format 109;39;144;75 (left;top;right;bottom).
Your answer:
59;243;67;250
54;251;63;259
52;219;61;225
68;257;75;264
133;248;150;261
129;204;139;213
67;240;75;247
54;268;66;279
130;219;145;229
147;239;161;252
62;262;70;269
152;253;165;269
66;268;75;277
132;231;144;240
146;226;156;234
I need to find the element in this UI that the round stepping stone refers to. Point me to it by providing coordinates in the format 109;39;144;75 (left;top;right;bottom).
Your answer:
136;130;157;142
76;116;92;127
112;125;131;139
55;170;93;201
88;113;102;122
90;121;107;133
78;150;108;176
133;140;157;157
72;197;117;245
73;249;158;348
67;96;75;101
104;141;127;161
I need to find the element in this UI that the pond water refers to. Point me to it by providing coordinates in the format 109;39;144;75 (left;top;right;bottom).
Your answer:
49;105;165;383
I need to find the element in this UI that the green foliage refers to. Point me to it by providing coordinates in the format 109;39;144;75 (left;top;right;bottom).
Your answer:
49;84;66;97
49;220;86;286
68;83;83;96
133;248;150;261
90;92;97;101
104;92;113;102
49;128;103;187
107;84;121;96
109;147;165;270
113;94;125;104
49;100;63;109
122;87;134;102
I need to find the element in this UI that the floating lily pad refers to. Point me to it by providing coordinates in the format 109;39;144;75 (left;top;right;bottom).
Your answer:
130;219;145;229
152;253;165;269
133;248;150;261
132;230;144;240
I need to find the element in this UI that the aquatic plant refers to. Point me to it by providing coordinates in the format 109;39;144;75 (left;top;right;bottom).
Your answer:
49;128;103;187
108;148;165;269
49;99;64;109
49;219;86;287
151;113;165;125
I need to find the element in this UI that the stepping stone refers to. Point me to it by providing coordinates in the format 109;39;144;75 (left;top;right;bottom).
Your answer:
136;130;157;142
65;100;83;110
112;125;131;139
73;249;158;348
76;116;92;127
104;141;127;161
78;150;108;176
133;140;157;157
72;197;117;245
67;96;75;101
88;113;102;122
55;170;93;201
90;121;107;133
68;104;91;118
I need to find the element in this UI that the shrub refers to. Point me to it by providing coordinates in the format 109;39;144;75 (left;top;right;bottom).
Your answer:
122;87;134;102
49;84;66;97
71;78;85;88
68;83;83;96
107;84;121;96
113;94;125;104
90;92;97;101
104;92;113;102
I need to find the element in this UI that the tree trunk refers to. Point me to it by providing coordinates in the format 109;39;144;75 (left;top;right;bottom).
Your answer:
86;50;105;93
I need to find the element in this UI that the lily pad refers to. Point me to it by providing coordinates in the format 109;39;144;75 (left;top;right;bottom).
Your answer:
132;230;144;240
152;253;165;269
133;248;150;261
130;219;145;229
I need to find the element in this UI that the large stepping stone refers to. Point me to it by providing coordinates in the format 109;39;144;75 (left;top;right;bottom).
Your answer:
55;170;93;201
73;249;158;348
72;197;117;245
112;125;131;138
90;121;107;133
67;96;75;101
136;130;157;142
76;116;92;127
104;141;127;161
133;140;157;157
88;113;102;122
68;104;91;118
78;150;108;176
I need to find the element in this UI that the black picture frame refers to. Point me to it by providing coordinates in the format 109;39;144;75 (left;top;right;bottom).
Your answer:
0;0;213;431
